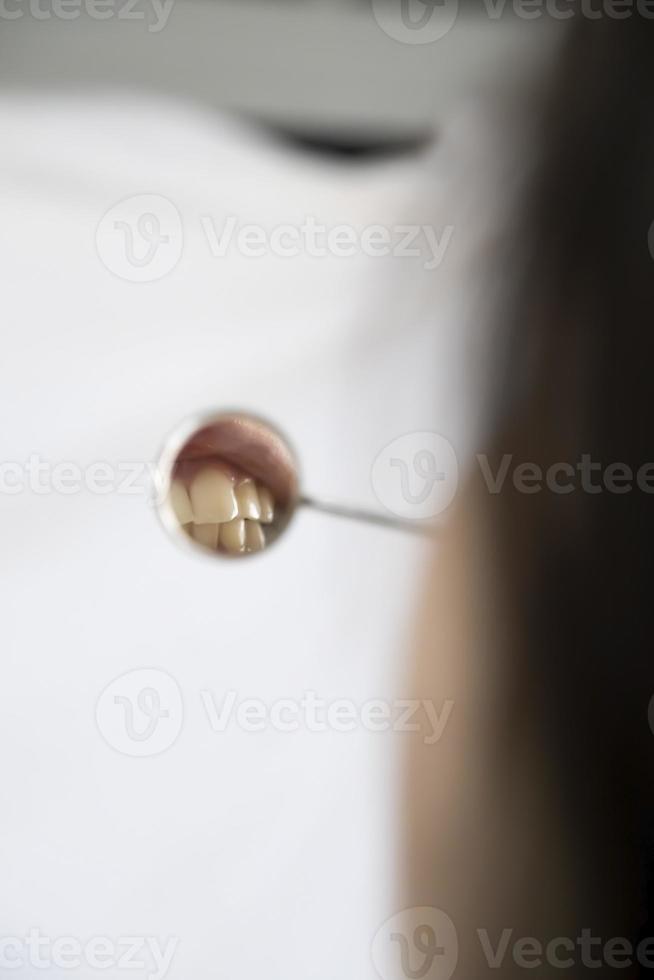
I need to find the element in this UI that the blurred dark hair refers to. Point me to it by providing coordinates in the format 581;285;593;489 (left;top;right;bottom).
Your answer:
490;18;654;955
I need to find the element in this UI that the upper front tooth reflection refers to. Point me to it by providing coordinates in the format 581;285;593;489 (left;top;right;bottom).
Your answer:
257;485;274;524
235;479;261;520
189;468;237;524
170;479;193;526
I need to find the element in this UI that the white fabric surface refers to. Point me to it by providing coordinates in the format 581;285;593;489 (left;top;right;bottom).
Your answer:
0;90;502;979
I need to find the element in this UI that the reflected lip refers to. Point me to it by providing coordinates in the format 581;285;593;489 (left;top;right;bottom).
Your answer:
174;413;298;507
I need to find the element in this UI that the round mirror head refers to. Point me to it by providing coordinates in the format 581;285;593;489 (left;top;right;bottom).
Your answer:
158;411;299;558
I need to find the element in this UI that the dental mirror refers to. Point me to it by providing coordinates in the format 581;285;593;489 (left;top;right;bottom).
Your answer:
158;410;438;559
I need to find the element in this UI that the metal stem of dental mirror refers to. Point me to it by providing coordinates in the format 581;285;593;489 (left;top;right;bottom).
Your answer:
158;410;440;559
298;496;439;538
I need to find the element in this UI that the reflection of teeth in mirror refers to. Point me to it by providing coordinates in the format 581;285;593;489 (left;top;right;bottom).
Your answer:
189;468;238;524
191;523;220;549
257;486;274;524
170;479;193;525
235;479;261;520
245;520;265;553
220;518;246;554
171;473;276;555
